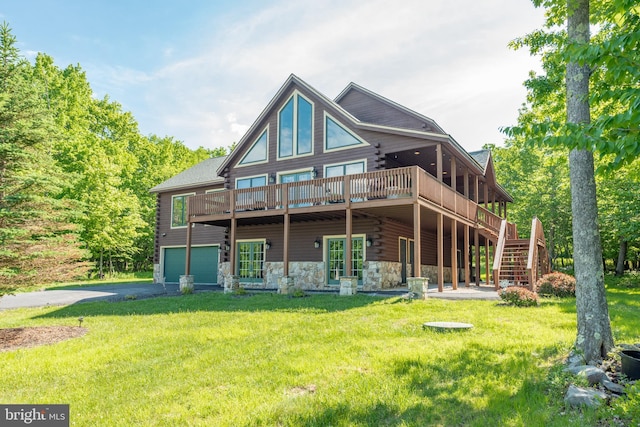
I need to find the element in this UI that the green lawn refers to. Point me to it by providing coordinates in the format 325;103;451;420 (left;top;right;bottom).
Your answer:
1;280;638;426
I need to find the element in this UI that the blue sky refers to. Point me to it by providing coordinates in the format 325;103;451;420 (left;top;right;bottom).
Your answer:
1;0;545;152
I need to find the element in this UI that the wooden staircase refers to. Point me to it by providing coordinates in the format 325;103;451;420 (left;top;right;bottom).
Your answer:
496;239;530;286
492;217;550;291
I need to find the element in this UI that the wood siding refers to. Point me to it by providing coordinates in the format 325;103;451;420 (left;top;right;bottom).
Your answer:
154;186;226;263
338;89;444;133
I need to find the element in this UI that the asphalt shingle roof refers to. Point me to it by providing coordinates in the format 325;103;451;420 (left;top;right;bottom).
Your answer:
149;156;227;193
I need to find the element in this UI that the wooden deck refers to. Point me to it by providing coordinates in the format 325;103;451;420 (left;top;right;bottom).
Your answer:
188;166;503;237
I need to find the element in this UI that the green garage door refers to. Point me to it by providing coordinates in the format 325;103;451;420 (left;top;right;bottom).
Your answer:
163;246;219;284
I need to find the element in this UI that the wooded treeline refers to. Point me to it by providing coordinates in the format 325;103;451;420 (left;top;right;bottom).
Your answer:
495;0;640;277
0;23;226;289
2;0;638;291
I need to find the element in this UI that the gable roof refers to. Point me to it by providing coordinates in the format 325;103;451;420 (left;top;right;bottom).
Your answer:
149;156;227;193
469;150;491;173
335;82;446;134
217;74;463;175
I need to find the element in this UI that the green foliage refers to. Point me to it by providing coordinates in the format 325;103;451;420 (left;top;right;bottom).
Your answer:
0;25;230;282
608;381;640;424
537;272;577;297
506;0;640;169
499;286;540;307
611;272;640;289
0;22;89;291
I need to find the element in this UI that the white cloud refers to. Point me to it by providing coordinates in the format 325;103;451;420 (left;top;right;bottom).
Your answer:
110;0;546;152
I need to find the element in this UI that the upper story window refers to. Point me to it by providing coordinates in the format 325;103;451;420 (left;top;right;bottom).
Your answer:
324;113;368;152
171;193;194;228
238;127;268;166
278;92;313;159
236;175;267;189
324;160;365;177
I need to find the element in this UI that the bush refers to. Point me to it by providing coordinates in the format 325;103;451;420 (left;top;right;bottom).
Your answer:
617;273;640;289
499;286;539;307
536;272;576;297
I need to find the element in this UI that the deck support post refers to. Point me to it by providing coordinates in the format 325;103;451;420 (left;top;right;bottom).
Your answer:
230;218;237;276
345;207;352;277
436;143;443;182
185;221;192;276
463;168;469;198
413;203;421;278
451;218;458;290
474;229;480;285
437;212;444;292
283;213;290;277
464;225;470;287
485;239;491;288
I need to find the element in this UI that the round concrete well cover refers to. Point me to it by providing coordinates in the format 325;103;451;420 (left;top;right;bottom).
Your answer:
423;321;473;331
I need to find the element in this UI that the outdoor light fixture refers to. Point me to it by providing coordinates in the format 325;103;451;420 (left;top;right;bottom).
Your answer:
161;233;167;237
265;240;271;250
311;167;317;178
269;173;276;184
314;238;321;248
414;150;420;155
366;237;373;247
224;242;230;251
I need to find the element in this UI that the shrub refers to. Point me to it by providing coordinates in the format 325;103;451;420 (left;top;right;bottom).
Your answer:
536;272;576;297
499;286;539;307
618;273;640;289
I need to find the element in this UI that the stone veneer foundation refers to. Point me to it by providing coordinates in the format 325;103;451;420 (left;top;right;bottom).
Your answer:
217;261;411;291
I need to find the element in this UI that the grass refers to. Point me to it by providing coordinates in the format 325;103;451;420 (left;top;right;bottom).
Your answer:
0;277;638;426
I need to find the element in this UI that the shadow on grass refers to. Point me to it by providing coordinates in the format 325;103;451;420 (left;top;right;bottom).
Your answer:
263;342;580;426
33;291;398;320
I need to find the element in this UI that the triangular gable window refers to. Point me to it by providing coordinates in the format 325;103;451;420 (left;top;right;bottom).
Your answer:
325;114;367;151
239;128;268;165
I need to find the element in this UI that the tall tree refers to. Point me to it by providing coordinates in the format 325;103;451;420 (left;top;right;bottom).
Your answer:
505;0;640;362
566;0;613;362
0;23;88;292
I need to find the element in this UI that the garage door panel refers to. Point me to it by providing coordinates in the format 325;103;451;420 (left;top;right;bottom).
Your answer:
163;246;218;284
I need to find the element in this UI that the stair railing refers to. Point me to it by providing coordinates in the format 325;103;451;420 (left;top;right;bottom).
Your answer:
492;219;508;289
526;217;548;291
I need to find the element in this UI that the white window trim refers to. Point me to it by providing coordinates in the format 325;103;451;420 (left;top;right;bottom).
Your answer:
277;90;315;161
234;173;269;189
276;167;315;182
170;192;195;229
323;158;368;176
236;125;269;168
323;111;369;153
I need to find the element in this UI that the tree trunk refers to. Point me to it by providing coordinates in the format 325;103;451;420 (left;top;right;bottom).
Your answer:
99;249;104;279
615;238;627;276
567;0;614;364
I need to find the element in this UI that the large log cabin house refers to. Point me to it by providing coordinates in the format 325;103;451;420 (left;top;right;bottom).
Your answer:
150;75;549;292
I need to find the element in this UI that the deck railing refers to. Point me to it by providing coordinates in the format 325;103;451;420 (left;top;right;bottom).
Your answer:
188;166;503;234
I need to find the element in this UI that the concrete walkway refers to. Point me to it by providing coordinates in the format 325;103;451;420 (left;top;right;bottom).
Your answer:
0;282;499;310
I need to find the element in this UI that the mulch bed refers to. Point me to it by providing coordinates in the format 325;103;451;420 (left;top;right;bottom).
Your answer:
0;326;87;352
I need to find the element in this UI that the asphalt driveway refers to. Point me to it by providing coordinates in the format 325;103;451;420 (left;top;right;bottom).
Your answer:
0;283;216;310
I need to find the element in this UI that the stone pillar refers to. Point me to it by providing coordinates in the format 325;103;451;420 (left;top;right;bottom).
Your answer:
224;275;240;294
179;275;194;295
278;276;295;295
153;264;163;284
339;276;358;296
408;277;429;300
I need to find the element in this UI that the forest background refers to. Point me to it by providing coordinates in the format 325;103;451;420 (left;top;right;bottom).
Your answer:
0;14;638;290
